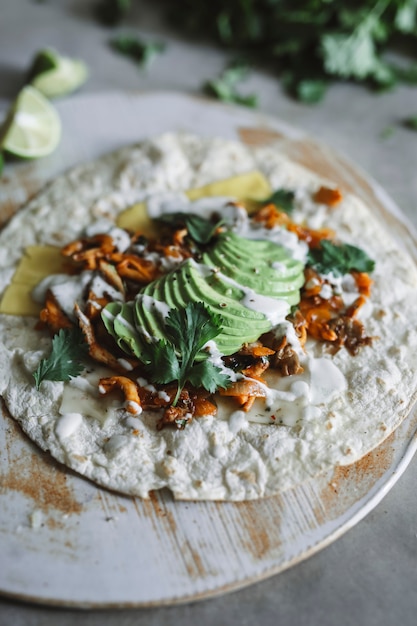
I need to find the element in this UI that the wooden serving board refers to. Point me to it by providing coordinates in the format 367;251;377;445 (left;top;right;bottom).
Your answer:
1;91;416;607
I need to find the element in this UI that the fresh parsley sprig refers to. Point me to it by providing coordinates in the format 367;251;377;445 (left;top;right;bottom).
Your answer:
405;115;417;131
263;189;295;214
110;34;166;68
33;327;89;390
205;63;258;108
140;302;231;406
308;240;375;276
157;212;225;245
161;0;417;103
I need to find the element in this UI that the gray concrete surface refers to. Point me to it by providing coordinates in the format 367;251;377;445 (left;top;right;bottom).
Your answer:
1;1;417;624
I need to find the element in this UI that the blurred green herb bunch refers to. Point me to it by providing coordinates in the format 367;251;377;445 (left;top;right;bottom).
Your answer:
96;0;417;103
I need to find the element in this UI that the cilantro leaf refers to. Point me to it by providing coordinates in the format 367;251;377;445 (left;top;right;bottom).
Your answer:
294;79;328;104
263;189;295;214
157;212;224;245
395;1;417;33
187;360;230;394
308;240;375;276
33;327;88;390
141;302;231;405
380;125;395;139
142;340;180;383
404;115;417;131
282;70;328;104
205;64;258;108
110;34;165;68
164;303;223;364
99;0;417;102
320;1;391;82
390;63;417;86
320;30;378;81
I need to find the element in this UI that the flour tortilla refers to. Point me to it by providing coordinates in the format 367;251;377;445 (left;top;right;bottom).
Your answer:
1;132;417;501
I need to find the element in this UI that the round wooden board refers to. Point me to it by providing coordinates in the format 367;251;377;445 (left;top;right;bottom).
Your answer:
1;91;416;607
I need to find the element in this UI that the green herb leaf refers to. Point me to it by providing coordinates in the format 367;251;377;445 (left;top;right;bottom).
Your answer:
187;360;230;394
163;0;417;101
321;1;391;81
308;240;375;276
295;78;328;104
395;1;417;33
282;68;328;104
111;34;165;68
0;153;4;176
404;115;417;131
320;30;377;81
390;63;417;86
142;340;180;383
157;212;224;245
263;189;295;214
33;327;88;389
380;125;395;139
205;64;258;108
142;302;231;405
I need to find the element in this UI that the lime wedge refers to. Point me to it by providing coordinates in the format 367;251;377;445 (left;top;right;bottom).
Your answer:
0;86;61;158
29;48;88;99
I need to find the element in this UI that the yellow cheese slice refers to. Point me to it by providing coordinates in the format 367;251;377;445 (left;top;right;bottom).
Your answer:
116;170;271;232
0;171;271;317
0;245;65;316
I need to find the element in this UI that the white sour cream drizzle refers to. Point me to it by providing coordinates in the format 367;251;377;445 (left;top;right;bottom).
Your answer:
189;258;290;326
308;356;348;405
117;358;133;371
146;191;189;219
137;377;157;393
273;320;305;356
246;356;347;426
89;275;123;301
205;340;239;382
125;400;142;416
85;219;131;252
230;211;308;264
33;270;124;322
32;271;93;320
228;410;249;434
102;307;139;337
146;193;233;221
55;412;83;440
319;272;363;308
136;293;171;319
60;373;121;426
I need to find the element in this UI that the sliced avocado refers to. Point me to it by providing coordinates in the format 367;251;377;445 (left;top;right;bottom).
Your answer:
137;275;171;341
177;261;271;355
210;234;302;279
103;228;306;361
203;231;304;305
102;301;146;358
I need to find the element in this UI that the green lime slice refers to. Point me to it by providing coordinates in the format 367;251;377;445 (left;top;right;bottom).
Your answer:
0;86;61;158
29;49;88;99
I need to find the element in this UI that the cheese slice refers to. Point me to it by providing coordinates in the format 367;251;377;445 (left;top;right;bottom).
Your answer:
117;170;271;232
0;171;271;316
0;245;65;315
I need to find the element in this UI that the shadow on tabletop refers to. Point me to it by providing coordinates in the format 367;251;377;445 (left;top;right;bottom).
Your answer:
0;63;25;100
